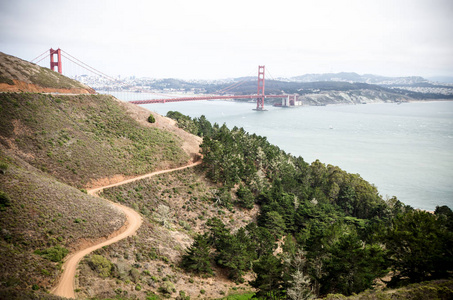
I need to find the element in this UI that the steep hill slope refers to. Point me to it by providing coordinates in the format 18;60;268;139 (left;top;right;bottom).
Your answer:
0;146;126;297
0;51;95;94
0;92;192;188
1;52;451;300
0;52;204;298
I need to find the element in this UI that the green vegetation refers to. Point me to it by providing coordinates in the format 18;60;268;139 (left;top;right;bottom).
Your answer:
0;75;14;85
324;279;453;299
35;245;69;262
88;255;113;278
168;113;453;298
148;114;156;123
217;292;255;300
180;234;213;275
0;52;88;90
0;82;189;296
0;190;11;211
385;209;453;287
30;67;87;90
1;47;451;299
0;151;127;294
0;93;188;187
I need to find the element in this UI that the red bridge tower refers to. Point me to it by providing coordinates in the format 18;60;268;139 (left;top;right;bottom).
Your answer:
50;48;62;74
256;65;265;110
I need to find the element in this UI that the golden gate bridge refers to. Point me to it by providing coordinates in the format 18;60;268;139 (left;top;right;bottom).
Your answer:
31;48;300;110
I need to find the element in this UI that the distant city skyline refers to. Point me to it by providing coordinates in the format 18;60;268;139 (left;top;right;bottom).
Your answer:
1;0;452;80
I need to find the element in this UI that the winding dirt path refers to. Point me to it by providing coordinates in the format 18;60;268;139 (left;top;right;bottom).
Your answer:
51;161;202;299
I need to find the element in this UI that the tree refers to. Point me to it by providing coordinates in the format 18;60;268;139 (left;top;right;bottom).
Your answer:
245;222;276;257
147;114;156;123
263;211;287;240
206;217;230;248
385;210;453;286
319;232;388;296
214;228;256;282
283;248;313;300
435;205;453;231
194;115;213;137
236;184;254;209
250;253;285;299
180;234;213;275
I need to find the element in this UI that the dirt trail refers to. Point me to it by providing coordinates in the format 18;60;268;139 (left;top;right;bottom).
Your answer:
50;161;202;299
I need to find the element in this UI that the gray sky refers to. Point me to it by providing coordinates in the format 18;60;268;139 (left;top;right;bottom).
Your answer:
1;0;452;79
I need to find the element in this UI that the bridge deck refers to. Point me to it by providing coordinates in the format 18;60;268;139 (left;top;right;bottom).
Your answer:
129;94;288;104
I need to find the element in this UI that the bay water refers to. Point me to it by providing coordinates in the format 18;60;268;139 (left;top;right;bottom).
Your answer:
115;93;452;211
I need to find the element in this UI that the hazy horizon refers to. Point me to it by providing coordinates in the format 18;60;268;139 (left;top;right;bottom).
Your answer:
1;0;452;80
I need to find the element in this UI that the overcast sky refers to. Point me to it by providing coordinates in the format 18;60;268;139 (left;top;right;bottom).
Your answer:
1;0;452;79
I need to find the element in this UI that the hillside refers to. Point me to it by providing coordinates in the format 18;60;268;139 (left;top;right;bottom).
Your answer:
0;52;206;298
0;52;95;94
1;52;451;300
289;72;428;85
0;146;126;295
203;80;420;105
0;93;193;188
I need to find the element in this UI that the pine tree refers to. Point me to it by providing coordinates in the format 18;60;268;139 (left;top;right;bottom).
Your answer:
180;234;213;275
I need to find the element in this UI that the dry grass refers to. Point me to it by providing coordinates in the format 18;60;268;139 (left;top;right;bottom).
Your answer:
76;166;258;299
0;51;92;92
0;92;190;188
0;147;126;293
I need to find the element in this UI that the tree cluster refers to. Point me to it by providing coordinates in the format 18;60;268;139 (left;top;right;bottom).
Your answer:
168;113;453;298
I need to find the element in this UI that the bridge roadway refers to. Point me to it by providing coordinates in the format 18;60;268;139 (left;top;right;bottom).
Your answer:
129;94;289;104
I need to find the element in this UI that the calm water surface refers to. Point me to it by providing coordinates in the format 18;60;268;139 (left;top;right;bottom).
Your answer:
118;95;452;211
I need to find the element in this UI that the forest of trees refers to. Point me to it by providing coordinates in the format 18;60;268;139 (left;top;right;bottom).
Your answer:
167;111;453;299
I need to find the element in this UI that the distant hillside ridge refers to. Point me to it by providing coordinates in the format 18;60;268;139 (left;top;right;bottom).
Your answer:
0;51;95;94
289;71;429;85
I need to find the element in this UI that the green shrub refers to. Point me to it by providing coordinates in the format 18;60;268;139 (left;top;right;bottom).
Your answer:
0;76;14;85
0;162;8;174
0;191;11;211
145;292;161;300
88;254;113;278
148;114;156;123
158;281;175;295
177;290;190;300
36;245;69;262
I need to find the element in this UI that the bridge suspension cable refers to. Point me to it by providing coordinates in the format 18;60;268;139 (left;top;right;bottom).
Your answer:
30;49;49;64
217;78;251;94
60;50;119;82
215;67;257;94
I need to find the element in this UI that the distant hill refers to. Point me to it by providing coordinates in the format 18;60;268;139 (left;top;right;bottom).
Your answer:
289;72;429;85
428;76;453;84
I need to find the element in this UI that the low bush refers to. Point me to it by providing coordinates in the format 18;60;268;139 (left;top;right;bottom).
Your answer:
0;190;11;211
35;245;69;262
88;254;113;278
